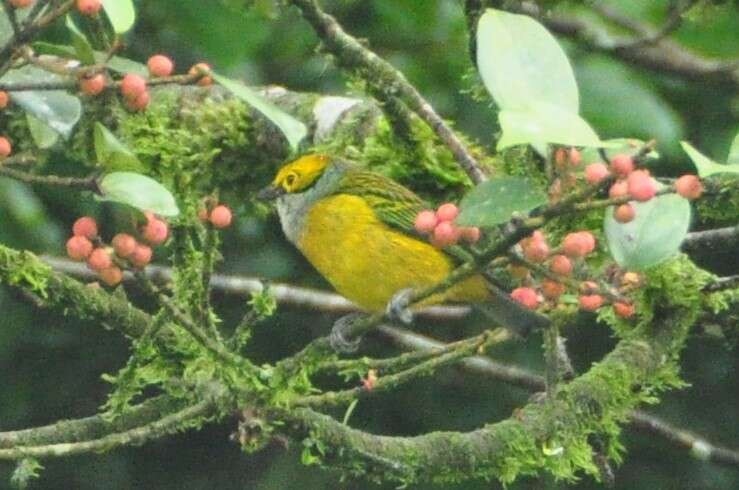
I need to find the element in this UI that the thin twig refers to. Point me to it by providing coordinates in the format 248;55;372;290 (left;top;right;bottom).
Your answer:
0;166;99;191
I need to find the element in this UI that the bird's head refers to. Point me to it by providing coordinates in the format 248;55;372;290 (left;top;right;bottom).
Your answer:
257;154;333;201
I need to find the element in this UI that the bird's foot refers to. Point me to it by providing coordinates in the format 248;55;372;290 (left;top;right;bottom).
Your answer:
385;288;415;325
329;312;365;353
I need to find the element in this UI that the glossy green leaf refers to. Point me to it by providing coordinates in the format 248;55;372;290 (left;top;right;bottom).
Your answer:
102;0;136;34
497;104;601;150
477;9;578;113
65;16;95;65
681;141;739;177
728;131;739;165
26;113;59;149
213;73;307;152
94;123;146;172
604;192;691;270
0;66;82;138
457;176;547;226
99;172;179;217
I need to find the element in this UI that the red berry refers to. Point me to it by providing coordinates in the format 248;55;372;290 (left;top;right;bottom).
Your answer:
541;279;566;300
609;180;629;199
414;210;438;234
610;154;634;177
0;136;11;158
76;0;101;15
99;266;123;286
568;148;581;166
147;55;174;78
523;239;549;263
614;302;635;318
675;174;703;200
613;203;636;223
562;232;596;258
511;287;540;310
549;255;573;276
130;244;153;268
120;73;147;100
112;233;137;258
72;216;98;239
66;236;93;261
460;226;481;244
189;63;213;86
585;162;610;184
87;248;112;271
80;73;106;96
125;90;150;111
579;294;604;312
432;221;460;248
627;170;657;202
0;91;8;109
209;205;233;229
9;0;33;8
142;217;168;245
436;203;459;222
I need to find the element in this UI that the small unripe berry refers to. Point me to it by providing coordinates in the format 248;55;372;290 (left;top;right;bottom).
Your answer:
580;281;599;294
610;154;634;177
627;170;657;202
675;174;703;200
80;73;106;96
72;216;98;239
189;63;213;86
585;162;610;184
432;221;459;248
414;210;438;234
562;231;596;258
130;244;153;268
99;266;123;286
120;73;147;100
0;91;8;109
608;179;629;199
460;226;481;244
209;205;233;229
508;264;530;280
142;217;168;245
614;302;635;318
613;203;636;223
621;271;641;288
112;233;137;258
9;0;33;8
549;255;573;276
76;0;101;16
147;55;174;78
0;136;11;158
541;279;566;300
66;236;93;261
436;203;459;222
87;248;112;271
579;294;604;312
125;90;150;111
511;287;540;310
523;239;549;263
198;207;209;222
568;147;581;166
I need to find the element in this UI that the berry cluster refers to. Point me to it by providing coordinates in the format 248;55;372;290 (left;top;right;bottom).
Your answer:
9;0;101;13
65;213;169;286
414;203;480;248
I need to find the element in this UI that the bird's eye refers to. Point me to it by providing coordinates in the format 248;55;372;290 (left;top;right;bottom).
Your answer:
284;173;297;189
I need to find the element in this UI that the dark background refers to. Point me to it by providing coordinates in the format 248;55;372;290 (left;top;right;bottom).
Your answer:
1;1;738;488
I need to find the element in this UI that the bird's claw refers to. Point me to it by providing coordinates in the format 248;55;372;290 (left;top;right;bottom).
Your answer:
386;288;415;325
329;313;365;353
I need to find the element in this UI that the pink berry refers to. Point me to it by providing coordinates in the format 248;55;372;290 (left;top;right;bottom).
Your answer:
608;180;629;199
523;238;549;263
87;248;112;271
125;90;150;111
80;74;106;96
610;154;634;177
414;210;438;234
613;203;636;223
72;216;98;239
0;136;11;158
99;266;123;286
120;74;147;100
130;244;152;268
585;163;610;184
579;294;604;312
549;255;573;276
436;203;459;222
147;55;174;78
541;279;566;300
112;233;137;258
209;205;233;229
460;226;481;244
614;302;635;318
511;287;540;310
0;91;8;109
76;0;101;15
562;232;596;258
568;147;581;166
675;175;703;200
627;170;657;202
66;236;93;261
9;0;33;8
432;221;460;248
142;217;168;245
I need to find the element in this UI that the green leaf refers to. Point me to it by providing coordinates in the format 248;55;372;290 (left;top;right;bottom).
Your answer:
497;103;601;150
476;9;578;113
0;66;82;138
26;113;59;149
680;141;739;177
457;176;547;226
99;172;179;217
727;131;739;165
212;73;307;152
65;16;96;65
604;192;691;270
94;123;146;172
102;0;136;34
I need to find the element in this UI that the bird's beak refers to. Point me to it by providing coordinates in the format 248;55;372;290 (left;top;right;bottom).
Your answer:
256;185;285;202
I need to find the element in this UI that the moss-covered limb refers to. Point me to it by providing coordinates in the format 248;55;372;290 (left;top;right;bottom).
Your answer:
0;401;214;461
682;225;739;255
0;396;182;450
0;166;98;191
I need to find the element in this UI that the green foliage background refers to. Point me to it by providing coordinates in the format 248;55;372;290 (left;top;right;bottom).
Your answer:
1;1;738;488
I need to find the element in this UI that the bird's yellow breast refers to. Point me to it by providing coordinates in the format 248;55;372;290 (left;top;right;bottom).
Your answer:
297;194;490;311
